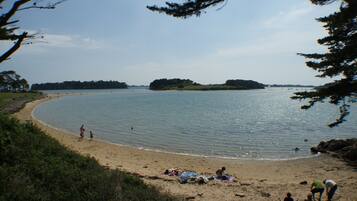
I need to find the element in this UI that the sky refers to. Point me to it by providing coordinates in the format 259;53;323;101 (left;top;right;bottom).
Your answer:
0;0;340;85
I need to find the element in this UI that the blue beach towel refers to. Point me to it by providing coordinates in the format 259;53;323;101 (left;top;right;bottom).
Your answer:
179;171;198;183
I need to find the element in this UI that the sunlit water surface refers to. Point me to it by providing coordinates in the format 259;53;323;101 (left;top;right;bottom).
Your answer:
34;88;357;160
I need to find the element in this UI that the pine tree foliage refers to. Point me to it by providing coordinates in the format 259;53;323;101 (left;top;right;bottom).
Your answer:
293;0;356;127
147;0;225;18
0;0;65;64
148;0;357;127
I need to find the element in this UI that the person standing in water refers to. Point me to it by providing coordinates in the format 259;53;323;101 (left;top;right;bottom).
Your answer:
89;131;94;140
79;124;85;139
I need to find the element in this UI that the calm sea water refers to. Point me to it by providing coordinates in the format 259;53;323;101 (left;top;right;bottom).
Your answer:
34;88;357;160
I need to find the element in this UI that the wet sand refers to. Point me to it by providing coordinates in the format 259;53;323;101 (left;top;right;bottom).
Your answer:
13;95;357;201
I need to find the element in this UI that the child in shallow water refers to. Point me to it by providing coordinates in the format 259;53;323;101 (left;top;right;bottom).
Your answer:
89;131;94;140
79;124;85;139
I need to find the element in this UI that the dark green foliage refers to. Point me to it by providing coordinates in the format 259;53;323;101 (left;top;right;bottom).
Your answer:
292;0;357;127
149;78;264;90
147;0;225;18
0;70;29;92
31;80;128;90
225;79;265;89
149;78;195;90
0;115;179;201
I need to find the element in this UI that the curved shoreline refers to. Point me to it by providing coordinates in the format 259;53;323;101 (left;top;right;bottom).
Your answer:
13;94;357;201
30;93;320;162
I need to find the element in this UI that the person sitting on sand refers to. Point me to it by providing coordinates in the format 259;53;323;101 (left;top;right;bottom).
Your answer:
311;180;325;201
216;166;228;180
89;130;94;140
284;192;294;201
304;193;313;201
79;124;85;139
323;179;337;201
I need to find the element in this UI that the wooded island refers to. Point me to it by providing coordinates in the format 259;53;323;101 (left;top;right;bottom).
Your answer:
149;78;265;90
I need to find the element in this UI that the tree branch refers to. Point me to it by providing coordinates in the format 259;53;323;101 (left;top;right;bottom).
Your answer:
147;0;225;18
18;0;67;11
0;0;31;26
0;32;27;63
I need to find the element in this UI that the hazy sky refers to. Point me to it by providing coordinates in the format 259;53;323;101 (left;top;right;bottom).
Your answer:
0;0;340;85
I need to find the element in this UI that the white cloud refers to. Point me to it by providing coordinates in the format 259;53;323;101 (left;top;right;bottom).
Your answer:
0;30;107;55
33;33;106;50
262;5;315;28
215;31;320;58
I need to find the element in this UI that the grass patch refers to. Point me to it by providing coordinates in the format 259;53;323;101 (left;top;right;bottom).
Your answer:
0;115;179;201
0;92;43;114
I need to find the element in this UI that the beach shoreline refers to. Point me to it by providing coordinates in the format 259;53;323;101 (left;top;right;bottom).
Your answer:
13;94;357;201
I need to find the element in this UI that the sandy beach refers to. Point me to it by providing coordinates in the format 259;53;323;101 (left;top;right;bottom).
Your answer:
13;95;357;201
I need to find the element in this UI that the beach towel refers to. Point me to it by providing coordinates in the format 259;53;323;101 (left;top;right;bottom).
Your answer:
215;175;236;182
179;171;198;184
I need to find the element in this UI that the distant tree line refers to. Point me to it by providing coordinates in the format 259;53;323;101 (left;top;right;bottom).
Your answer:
225;79;265;89
31;80;128;90
149;78;265;90
149;78;198;90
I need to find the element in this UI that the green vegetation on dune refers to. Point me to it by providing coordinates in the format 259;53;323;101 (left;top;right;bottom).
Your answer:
0;92;43;114
0;93;179;201
0;115;179;201
31;80;128;90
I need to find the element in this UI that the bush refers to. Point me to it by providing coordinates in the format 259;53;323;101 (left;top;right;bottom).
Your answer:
0;115;179;201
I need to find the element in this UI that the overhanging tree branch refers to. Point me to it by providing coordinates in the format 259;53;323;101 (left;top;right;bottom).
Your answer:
0;32;27;63
147;0;225;18
18;0;67;11
0;0;31;26
0;0;65;65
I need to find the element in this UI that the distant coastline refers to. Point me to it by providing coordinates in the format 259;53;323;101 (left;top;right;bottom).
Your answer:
31;80;128;90
267;84;315;88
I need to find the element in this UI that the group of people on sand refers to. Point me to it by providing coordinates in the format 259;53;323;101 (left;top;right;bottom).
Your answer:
163;166;235;184
79;124;94;140
284;179;337;201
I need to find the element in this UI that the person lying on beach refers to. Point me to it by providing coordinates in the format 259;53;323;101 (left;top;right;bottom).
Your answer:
89;131;94;140
323;179;337;201
164;168;181;176
216;166;228;180
311;180;325;201
284;192;294;201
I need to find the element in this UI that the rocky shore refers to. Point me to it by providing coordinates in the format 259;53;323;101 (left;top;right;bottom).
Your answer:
311;138;357;162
